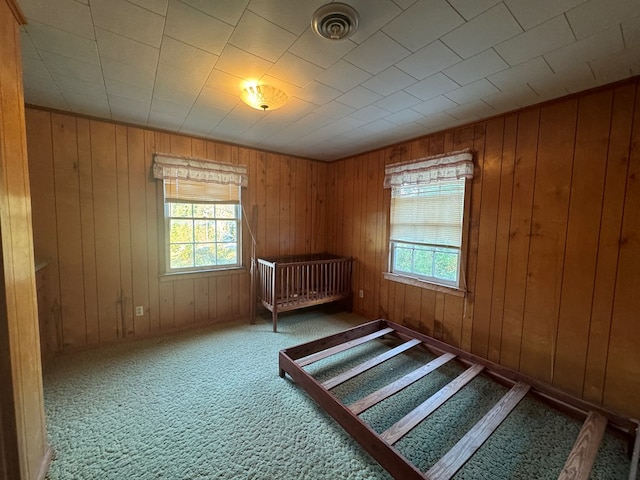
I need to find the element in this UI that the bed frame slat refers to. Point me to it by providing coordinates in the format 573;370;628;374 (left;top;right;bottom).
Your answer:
381;363;485;446
349;352;456;415
558;411;608;480
279;320;640;480
296;327;394;367
426;381;530;480
322;338;422;390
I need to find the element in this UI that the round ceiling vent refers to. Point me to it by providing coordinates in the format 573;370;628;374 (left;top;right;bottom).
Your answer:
311;3;359;41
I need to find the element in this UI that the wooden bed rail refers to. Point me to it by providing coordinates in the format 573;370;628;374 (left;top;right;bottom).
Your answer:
279;319;640;480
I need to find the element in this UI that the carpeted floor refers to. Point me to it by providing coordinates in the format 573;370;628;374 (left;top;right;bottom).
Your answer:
43;308;632;479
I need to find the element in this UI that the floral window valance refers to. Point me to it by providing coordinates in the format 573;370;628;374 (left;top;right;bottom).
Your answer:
383;149;474;188
153;153;248;187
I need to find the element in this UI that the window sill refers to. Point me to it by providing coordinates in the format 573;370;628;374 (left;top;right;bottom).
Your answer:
383;272;466;297
160;266;247;282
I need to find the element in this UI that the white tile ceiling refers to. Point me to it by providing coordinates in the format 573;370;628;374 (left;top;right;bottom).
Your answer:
18;0;640;161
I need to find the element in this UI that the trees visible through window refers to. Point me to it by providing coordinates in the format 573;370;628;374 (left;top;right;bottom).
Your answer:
153;154;247;274
384;150;473;291
166;201;239;270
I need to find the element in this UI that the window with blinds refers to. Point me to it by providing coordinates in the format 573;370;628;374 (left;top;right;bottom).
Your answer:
164;179;241;271
384;149;473;290
153;154;247;274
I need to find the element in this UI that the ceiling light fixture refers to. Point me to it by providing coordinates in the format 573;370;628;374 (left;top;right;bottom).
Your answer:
311;2;359;41
241;84;288;111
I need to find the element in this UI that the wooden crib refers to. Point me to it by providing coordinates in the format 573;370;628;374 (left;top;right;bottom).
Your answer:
254;253;353;332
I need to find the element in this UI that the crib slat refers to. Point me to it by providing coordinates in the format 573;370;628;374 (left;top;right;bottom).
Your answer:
349;352;456;415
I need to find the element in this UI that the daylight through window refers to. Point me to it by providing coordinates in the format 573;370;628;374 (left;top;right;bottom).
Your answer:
153;154;247;274
384;150;473;290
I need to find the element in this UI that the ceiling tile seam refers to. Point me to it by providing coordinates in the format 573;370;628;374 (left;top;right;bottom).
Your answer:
87;2;114;120
176;62;222;134
124;0;168;18
501;1;526;33
147;11;170;127
563;12;579;46
227;9;302;67
24;21;101;65
174;0;237;28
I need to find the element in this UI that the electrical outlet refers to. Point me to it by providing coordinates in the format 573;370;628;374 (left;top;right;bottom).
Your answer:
359;289;364;298
135;306;144;316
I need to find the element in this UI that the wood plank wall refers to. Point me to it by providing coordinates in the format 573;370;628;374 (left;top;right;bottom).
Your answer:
0;1;49;479
326;78;640;419
26;109;327;352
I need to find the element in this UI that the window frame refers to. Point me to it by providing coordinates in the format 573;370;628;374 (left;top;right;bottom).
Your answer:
162;196;243;275
152;154;248;278
383;151;473;296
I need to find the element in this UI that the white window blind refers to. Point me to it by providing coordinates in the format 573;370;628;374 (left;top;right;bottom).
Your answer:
384;149;473;289
164;178;240;204
390;180;466;248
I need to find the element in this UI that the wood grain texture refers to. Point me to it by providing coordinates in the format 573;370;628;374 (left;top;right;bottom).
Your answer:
426;382;530;480
324;78;640;418
381;363;484;445
0;2;48;477
349;352;456;415
557;412;607;480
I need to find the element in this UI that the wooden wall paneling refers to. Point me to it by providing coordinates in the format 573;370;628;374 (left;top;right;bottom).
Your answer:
155;133;174;329
434;292;445;340
207;276;218;323
582;83;636;404
471;118;503;358
279;155;291;255
115;125;134;336
553;91;613;396
602;87;640;418
143;130;160;332
51;113;86;348
232;272;240;318
255;151;266;256
520;100;578;383
215;276;233;320
444;127;473;348
25;109;61;353
362;152;380;318
294;156;308;253
76;118;99;345
487;115;517;363
459;125;486;351
265;153;280;256
173;279;195;328
91;121;121;342
0;3;49;476
312;161;327;253
159;281;175;329
420;289;437;336
332;160;345;254
403;286;421;330
499;108;540;370
127;127;150;336
443;296;464;347
378;148;393;319
238;147;251;318
352;156;364;313
374;152;386;320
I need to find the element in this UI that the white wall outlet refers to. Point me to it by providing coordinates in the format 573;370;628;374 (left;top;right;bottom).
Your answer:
359;289;364;298
135;306;144;316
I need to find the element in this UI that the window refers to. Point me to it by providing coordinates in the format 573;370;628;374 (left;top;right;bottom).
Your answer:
384;150;473;291
153;154;247;274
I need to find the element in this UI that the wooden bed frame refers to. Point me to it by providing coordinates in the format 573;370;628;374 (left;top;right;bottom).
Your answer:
279;319;640;480
254;253;352;332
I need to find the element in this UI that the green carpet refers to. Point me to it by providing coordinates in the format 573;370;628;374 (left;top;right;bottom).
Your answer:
43;308;632;479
